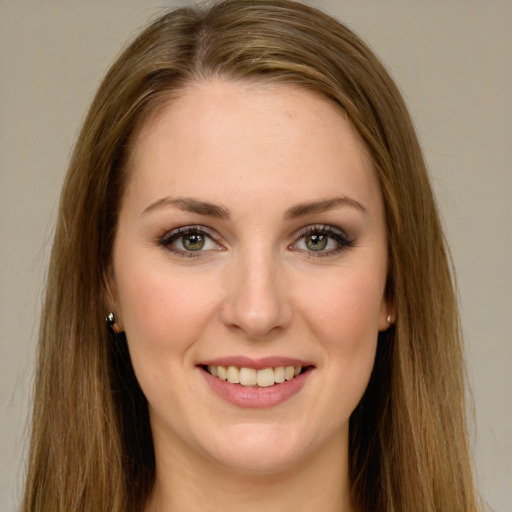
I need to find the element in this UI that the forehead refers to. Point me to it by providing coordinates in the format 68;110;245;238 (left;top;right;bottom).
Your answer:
124;79;381;215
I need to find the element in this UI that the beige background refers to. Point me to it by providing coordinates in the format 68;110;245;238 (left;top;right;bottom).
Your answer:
1;1;510;511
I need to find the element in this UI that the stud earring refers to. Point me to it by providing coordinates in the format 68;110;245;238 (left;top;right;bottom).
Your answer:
387;313;392;324
106;311;116;327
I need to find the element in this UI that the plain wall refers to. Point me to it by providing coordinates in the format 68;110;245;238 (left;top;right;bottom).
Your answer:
1;1;510;511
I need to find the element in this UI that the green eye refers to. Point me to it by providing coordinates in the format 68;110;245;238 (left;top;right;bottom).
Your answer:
291;224;354;257
160;226;222;256
182;233;205;251
305;233;328;251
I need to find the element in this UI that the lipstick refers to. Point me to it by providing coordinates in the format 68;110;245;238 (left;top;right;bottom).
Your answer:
197;356;314;408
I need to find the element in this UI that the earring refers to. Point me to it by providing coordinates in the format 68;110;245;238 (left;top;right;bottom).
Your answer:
106;311;117;328
387;313;392;324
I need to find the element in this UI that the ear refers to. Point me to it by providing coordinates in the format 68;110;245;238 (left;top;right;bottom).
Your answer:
102;267;124;333
378;295;395;332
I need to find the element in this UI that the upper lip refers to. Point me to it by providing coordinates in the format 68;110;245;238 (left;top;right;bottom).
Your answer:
198;356;313;370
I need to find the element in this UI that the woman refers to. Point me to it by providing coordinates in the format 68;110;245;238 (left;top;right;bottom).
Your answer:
21;1;482;511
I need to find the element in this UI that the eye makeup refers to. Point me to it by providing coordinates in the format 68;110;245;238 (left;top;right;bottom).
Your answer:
157;225;224;258
290;224;355;258
156;222;355;260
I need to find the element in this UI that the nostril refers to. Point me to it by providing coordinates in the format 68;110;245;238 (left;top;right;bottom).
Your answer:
220;299;293;339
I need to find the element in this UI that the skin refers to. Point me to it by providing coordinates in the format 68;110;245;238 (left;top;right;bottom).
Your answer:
111;80;392;512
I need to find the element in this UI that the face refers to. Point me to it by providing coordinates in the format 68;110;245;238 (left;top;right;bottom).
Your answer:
111;80;390;475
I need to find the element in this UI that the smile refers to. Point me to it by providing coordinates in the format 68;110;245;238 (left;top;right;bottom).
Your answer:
205;365;304;387
198;358;314;408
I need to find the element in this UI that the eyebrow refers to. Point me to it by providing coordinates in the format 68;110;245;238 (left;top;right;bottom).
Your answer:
141;197;230;218
141;195;366;219
284;196;367;219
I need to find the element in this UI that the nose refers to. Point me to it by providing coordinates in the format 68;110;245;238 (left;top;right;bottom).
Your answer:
220;249;293;339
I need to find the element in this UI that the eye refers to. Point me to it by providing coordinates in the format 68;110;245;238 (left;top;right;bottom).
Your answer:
291;225;353;256
159;226;222;256
180;232;207;251
303;232;330;251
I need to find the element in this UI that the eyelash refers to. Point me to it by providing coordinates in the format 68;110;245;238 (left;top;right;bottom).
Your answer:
158;225;220;258
157;224;354;258
291;224;354;257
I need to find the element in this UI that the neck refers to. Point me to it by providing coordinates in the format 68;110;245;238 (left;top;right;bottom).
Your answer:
145;428;353;512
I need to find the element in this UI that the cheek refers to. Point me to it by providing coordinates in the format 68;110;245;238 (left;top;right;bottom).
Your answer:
302;268;383;417
301;266;385;346
114;250;222;364
115;266;224;418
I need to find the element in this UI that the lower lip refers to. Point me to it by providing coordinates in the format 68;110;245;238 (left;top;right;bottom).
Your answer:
199;367;312;408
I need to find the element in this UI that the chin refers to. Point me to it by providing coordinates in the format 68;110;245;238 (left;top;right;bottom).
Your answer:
199;422;315;475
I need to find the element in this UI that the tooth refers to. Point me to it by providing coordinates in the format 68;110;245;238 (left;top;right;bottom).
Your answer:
227;366;240;384
257;368;275;387
274;366;285;383
239;367;257;386
217;366;227;380
211;364;304;384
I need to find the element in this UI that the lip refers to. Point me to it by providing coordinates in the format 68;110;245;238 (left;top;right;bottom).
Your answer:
197;357;314;409
199;356;311;370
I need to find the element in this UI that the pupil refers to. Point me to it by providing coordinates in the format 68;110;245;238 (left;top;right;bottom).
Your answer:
182;233;205;251
306;234;327;251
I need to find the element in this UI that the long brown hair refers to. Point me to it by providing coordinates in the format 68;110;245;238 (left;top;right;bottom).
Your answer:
21;1;481;511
